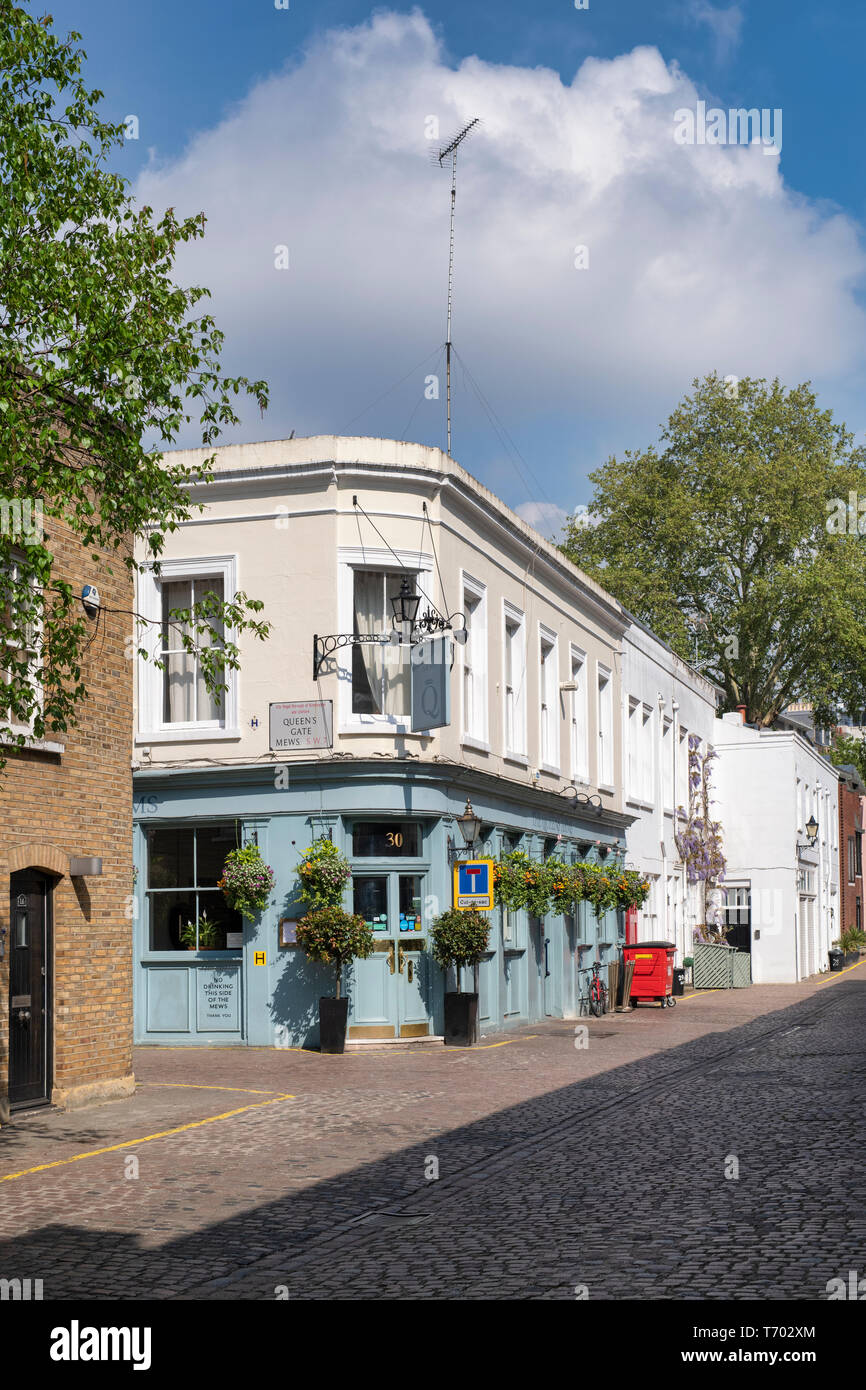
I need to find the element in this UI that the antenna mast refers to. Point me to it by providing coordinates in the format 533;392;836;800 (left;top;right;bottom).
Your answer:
435;117;479;457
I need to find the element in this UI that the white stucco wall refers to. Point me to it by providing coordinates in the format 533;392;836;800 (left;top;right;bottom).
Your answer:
133;436;629;814
621;619;718;962
713;716;839;982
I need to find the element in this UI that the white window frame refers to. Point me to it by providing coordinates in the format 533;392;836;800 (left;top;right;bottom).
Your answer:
626;696;640;802
461;571;488;749
337;547;434;735
569;645;589;784
502;600;527;762
0;552;44;743
137;554;239;743
662;715;674;812
640;703;654;805
597;663;613;789
538;624;559;773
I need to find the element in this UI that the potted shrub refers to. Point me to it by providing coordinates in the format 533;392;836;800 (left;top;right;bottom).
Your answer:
295;906;375;1053
179;912;223;951
431;907;491;1046
218;843;275;921
833;927;866;967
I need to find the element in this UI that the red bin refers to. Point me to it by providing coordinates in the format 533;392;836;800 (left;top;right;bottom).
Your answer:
623;940;677;1009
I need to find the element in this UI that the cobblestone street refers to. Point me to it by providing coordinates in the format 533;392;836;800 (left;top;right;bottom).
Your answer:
1;965;864;1301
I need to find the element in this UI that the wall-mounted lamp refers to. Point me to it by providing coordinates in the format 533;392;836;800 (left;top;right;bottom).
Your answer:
805;815;819;847
69;856;103;877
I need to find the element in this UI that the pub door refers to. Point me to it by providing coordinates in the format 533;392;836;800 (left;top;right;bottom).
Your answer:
8;870;53;1107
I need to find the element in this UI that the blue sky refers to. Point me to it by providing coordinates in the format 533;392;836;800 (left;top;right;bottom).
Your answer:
48;1;866;533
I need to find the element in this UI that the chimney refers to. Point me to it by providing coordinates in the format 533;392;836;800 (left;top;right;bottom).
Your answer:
736;705;746;724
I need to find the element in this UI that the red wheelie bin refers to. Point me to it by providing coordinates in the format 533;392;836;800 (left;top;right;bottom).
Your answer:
623;941;677;1009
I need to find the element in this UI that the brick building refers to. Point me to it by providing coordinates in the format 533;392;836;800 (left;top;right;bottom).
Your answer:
1;513;134;1112
837;763;865;936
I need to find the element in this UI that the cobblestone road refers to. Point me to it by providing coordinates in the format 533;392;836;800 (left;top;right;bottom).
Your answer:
1;966;864;1300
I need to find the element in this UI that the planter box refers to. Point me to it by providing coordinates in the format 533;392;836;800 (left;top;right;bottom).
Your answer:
319;996;349;1054
444;991;478;1046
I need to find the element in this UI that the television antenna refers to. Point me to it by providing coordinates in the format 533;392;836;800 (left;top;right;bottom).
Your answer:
433;117;480;457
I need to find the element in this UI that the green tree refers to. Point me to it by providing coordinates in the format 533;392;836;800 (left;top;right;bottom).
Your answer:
826;733;866;785
562;373;866;727
0;3;270;767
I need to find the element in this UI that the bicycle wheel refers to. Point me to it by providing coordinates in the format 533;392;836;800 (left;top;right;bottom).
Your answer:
590;989;603;1017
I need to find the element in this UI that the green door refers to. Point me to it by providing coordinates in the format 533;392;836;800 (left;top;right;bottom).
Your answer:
348;872;431;1038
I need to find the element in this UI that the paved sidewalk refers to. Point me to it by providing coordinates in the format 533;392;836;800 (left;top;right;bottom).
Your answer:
0;962;863;1299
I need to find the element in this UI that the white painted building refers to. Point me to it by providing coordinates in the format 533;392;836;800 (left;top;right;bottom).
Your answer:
713;712;839;982
621;616;719;962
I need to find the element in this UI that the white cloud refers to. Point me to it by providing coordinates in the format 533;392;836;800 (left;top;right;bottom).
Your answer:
683;2;744;62
136;9;866;501
514;500;570;539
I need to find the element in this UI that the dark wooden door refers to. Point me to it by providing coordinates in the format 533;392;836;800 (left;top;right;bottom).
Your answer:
8;870;52;1106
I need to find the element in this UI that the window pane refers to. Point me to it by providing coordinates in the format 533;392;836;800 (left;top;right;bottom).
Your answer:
384;572;412;715
196;824;238;887
148;890;198;950
352;570;384;713
147;827;194;889
161;580;192;651
399;875;423;931
163;649;195;722
352;822;421;856
353;875;389;930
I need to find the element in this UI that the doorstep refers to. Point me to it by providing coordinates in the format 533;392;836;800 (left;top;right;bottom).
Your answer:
345;1035;445;1049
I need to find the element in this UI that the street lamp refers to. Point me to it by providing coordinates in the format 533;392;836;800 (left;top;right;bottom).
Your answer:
448;798;483;862
456;798;482;850
390;577;421;630
805;815;819;847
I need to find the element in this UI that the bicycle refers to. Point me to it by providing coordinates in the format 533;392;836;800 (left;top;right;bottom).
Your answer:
588;960;607;1017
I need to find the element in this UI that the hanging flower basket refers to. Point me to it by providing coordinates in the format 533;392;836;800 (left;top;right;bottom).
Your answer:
218;844;275;921
297;836;352;911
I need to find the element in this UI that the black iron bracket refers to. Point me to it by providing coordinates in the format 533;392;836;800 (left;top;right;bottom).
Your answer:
313;632;389;682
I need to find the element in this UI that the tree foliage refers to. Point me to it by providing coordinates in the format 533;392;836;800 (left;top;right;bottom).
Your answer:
561;373;866;727
0;3;270;765
825;732;866;786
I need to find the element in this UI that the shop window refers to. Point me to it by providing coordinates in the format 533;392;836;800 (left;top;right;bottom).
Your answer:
146;823;242;951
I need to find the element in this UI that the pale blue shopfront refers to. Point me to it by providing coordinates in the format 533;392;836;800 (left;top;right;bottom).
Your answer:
132;761;631;1047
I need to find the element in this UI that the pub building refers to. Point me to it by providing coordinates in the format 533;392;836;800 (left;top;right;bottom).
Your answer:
132;436;634;1046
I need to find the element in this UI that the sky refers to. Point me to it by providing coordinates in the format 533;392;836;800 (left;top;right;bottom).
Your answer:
47;0;866;537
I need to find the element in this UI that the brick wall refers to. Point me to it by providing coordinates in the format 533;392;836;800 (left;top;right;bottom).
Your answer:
0;514;134;1108
838;774;863;936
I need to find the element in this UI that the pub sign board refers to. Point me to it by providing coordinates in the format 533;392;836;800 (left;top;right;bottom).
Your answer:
453;859;494;911
410;635;451;732
270;700;333;751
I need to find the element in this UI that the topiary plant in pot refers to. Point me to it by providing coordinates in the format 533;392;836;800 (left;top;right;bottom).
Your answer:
431;907;491;1046
295;906;375;1053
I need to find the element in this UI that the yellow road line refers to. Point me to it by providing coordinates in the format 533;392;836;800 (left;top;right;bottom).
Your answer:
448;1034;540;1051
0;1092;294;1185
819;958;865;984
138;1082;287;1096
